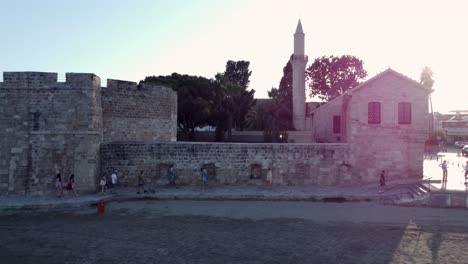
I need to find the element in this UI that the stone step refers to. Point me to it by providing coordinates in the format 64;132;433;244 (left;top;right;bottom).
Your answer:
417;183;431;192
409;185;428;196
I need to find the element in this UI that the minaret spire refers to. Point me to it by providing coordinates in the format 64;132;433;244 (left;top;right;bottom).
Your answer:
295;19;304;34
291;19;308;130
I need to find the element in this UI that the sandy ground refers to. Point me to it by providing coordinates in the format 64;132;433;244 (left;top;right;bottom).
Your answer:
1;200;468;264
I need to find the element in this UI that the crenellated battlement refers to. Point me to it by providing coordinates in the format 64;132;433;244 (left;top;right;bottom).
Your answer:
3;71;58;85
106;79;138;90
65;73;101;87
1;71;101;88
0;70;177;195
104;78;174;96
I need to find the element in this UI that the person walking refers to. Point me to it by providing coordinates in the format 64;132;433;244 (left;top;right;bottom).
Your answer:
67;174;78;196
110;171;118;193
55;173;63;197
266;168;273;185
168;165;176;186
100;176;107;193
201;167;207;192
439;160;448;182
137;171;146;194
379;170;386;193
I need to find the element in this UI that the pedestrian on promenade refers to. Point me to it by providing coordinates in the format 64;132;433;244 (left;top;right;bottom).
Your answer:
55;173;63;197
439;160;448;182
266;168;273;185
201;167;207;192
110;171;118;193
169;165;176;186
463;161;468;184
379;170;386;193
100;176;107;193
66;174;78;196
137;171;146;194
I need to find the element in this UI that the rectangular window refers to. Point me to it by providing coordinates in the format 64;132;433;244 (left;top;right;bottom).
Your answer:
333;115;341;133
398;102;411;124
368;102;381;124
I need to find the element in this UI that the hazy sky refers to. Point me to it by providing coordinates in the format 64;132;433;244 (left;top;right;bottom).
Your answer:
1;0;467;113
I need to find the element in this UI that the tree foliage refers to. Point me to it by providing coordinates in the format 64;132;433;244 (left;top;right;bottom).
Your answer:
223;60;256;131
212;73;241;141
142;73;221;140
275;60;293;130
246;60;294;134
306;55;367;101
142;60;255;142
224;60;252;89
420;66;434;89
420;66;435;135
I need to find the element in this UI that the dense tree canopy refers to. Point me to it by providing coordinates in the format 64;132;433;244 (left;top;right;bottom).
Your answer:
420;66;435;135
143;73;221;140
223;60;255;131
246;60;293;138
224;60;252;90
142;60;255;141
420;66;434;89
306;55;367;101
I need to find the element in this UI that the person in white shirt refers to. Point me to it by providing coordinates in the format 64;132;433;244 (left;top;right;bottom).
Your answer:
110;171;118;193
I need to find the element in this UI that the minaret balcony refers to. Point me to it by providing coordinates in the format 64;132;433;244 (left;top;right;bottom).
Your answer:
290;54;308;63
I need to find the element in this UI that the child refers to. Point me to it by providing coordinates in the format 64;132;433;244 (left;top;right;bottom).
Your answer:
55;173;63;197
67;174;78;196
100;176;107;193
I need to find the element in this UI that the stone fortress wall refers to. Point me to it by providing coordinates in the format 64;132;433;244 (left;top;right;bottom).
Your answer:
100;142;353;187
102;79;177;143
1;70;426;195
0;72;176;194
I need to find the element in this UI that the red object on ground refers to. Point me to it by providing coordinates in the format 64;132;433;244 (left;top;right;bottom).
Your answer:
97;200;105;214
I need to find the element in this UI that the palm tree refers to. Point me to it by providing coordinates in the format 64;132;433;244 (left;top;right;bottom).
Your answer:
420;66;435;135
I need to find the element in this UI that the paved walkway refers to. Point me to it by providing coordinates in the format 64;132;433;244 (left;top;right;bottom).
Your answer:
424;148;468;191
0;179;424;209
2;148;467;210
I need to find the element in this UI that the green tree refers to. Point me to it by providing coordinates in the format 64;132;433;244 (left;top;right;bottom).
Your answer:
420;66;435;135
274;60;293;130
142;73;221;140
223;60;256;131
245;60;293;134
306;55;367;101
212;73;241;141
224;60;251;89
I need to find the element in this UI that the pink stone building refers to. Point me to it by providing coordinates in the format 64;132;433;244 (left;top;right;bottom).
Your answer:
308;69;432;181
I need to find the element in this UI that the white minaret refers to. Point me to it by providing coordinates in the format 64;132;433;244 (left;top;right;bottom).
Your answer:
290;19;308;130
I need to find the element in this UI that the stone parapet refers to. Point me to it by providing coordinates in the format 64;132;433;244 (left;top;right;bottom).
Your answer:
3;72;57;86
100;142;352;187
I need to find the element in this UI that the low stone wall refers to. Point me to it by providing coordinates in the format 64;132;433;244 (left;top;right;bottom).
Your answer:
430;191;468;208
100;142;352;187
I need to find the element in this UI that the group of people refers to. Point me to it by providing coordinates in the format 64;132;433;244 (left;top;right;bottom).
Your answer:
55;173;78;197
99;171;118;193
438;160;468;183
55;165;280;197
